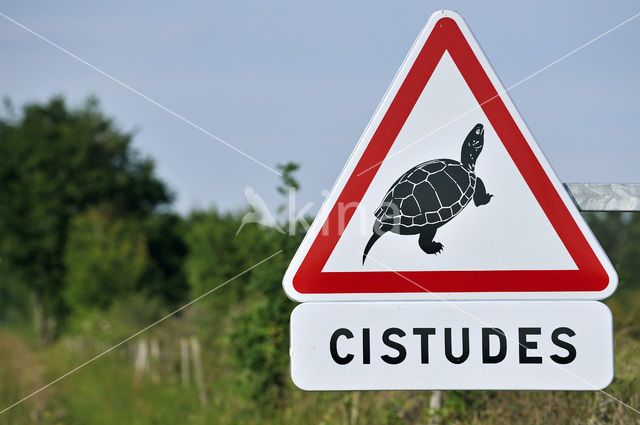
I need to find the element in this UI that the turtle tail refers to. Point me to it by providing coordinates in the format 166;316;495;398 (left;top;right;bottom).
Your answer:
362;231;383;265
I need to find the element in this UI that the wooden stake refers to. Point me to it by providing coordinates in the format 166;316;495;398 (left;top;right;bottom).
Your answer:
150;337;160;383
190;337;208;406
180;338;190;388
350;391;360;425
133;338;148;390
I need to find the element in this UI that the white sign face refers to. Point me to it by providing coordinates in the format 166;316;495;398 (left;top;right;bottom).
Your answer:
282;10;617;302
324;51;575;274
290;301;613;390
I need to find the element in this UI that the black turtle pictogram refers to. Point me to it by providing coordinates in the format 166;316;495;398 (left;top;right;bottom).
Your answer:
362;123;493;264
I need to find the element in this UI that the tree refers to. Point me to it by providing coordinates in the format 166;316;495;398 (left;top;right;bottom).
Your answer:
184;209;270;303
276;161;300;215
139;212;189;305
64;207;148;310
227;229;303;402
0;96;171;343
276;162;300;196
227;163;304;402
586;212;640;319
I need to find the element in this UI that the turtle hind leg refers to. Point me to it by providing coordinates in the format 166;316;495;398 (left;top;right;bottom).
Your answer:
362;223;387;265
418;227;443;255
473;177;493;206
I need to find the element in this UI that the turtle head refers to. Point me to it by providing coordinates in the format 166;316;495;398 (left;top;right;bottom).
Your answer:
461;124;484;171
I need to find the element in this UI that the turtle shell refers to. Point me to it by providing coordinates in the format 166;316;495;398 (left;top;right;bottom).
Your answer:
374;159;476;228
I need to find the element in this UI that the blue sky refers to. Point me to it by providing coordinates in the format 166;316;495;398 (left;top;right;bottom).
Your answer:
1;1;639;214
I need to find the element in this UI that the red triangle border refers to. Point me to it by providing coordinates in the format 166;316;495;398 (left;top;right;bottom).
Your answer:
292;16;609;295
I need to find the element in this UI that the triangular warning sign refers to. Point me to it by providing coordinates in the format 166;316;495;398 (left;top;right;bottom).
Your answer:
283;10;617;301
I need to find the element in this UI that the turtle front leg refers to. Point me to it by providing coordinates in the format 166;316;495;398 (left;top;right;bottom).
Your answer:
473;177;493;206
418;226;443;254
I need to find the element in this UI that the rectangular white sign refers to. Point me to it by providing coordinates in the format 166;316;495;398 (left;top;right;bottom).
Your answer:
290;301;613;390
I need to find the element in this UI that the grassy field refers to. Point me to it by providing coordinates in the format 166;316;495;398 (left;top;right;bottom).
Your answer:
1;284;639;425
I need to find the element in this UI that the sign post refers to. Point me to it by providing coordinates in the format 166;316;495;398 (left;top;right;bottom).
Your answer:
283;10;617;391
